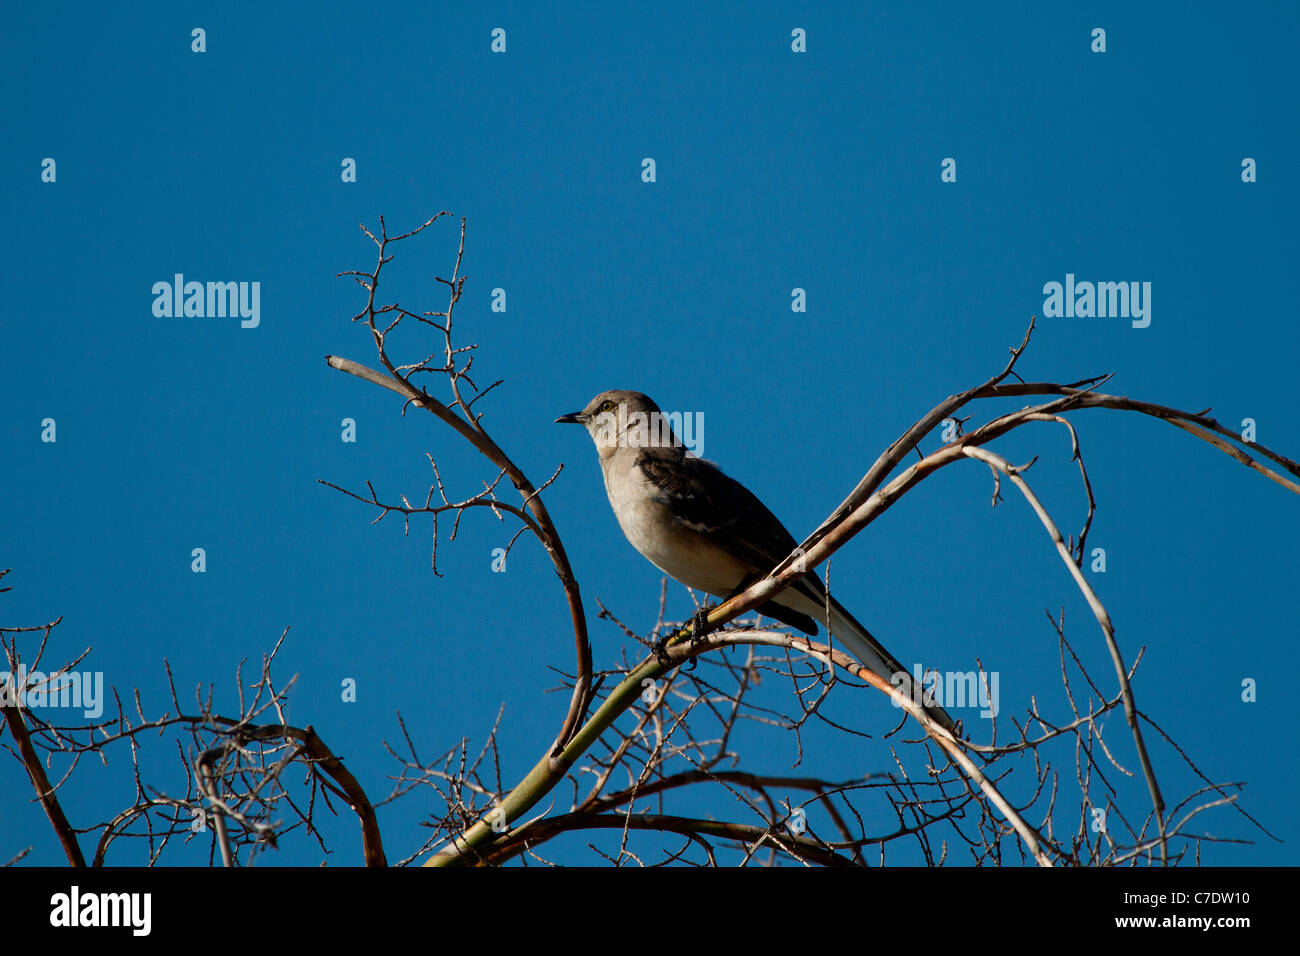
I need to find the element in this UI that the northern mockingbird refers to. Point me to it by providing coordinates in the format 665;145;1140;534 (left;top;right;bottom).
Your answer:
557;389;956;733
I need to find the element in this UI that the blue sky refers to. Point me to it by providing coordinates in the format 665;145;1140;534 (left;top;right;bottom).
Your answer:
2;3;1297;866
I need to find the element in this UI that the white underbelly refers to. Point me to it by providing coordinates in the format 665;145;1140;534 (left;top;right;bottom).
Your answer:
607;474;747;597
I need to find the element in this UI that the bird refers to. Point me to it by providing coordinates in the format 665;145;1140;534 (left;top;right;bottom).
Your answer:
557;389;956;733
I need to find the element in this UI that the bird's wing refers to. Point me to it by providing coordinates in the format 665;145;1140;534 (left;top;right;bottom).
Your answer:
637;453;796;569
638;450;958;733
636;451;825;632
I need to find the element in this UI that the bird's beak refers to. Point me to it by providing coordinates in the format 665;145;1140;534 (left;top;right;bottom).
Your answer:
555;411;586;424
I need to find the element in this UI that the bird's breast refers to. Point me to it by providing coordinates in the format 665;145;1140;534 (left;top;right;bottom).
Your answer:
601;459;748;596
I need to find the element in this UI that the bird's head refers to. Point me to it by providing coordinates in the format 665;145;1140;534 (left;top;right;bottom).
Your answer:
556;389;682;460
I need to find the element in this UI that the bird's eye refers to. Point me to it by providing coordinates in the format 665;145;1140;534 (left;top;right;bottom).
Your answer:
600;401;613;412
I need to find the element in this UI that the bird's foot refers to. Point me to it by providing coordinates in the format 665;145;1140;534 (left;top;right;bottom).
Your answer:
690;605;716;643
683;606;715;670
653;606;715;667
653;633;673;665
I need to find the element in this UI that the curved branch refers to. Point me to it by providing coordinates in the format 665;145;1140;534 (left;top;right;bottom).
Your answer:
983;384;1300;494
486;811;859;867
1;700;86;867
962;445;1167;863
200;721;389;867
326;214;593;750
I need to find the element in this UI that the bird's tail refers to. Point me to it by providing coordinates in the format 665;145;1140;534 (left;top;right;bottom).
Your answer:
812;591;959;736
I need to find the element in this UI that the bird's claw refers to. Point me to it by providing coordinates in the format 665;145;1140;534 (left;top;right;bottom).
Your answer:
653;634;673;665
690;606;714;642
653;606;714;668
